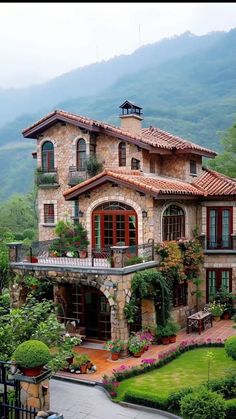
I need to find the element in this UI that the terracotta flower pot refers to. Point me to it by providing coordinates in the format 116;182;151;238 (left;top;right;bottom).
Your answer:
222;312;230;320
169;335;177;343
111;352;119;361
161;337;170;345
133;350;143;357
80;364;88;374
144;345;149;351
213;315;221;322
20;366;43;377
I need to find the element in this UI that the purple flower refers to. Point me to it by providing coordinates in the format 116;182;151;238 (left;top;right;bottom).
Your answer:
141;358;156;365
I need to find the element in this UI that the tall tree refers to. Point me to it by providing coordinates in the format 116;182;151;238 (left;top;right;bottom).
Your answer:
209;123;236;177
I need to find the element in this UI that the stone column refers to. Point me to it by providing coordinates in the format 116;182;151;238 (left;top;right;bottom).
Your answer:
15;371;51;412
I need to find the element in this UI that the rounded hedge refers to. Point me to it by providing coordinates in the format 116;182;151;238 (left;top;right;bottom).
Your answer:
225;336;236;360
180;388;226;419
13;340;51;368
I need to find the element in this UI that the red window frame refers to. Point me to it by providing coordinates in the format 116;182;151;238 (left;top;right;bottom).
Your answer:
42;141;54;171
92;209;137;248
44;204;55;224
76;139;86;171
207;207;233;249
206;268;232;302
118;142;126;166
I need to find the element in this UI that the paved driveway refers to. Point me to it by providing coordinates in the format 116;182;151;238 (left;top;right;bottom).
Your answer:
51;379;176;419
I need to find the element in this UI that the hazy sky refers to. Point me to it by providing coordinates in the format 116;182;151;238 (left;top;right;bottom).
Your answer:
1;2;236;89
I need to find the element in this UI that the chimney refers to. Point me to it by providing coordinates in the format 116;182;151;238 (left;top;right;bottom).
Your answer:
119;100;143;134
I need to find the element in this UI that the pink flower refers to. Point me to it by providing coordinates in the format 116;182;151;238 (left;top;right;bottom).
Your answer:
141;358;156;365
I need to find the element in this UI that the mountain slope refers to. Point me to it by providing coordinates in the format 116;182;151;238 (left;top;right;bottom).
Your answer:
0;29;236;201
0;31;224;127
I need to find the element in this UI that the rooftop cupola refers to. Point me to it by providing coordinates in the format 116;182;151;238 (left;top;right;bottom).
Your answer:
119;100;143;134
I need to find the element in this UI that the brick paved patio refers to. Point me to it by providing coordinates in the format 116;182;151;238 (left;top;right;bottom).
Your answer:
57;319;236;383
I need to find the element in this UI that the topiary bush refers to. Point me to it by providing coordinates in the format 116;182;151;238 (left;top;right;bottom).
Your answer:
225;399;236;419
225;336;236;360
180;388;226;419
12;339;51;368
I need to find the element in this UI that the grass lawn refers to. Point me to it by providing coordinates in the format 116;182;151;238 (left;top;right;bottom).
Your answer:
116;348;236;400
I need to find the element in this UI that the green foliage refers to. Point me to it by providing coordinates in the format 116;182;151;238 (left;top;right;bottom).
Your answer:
0;191;37;239
124;390;168;410
225;399;236;418
0;232;13;292
124;256;143;266
128;333;146;355
209;123;236;177
180;388;226;419
104;339;124;353
51;219;89;255
85;155;103;177
191;278;204;311
206;375;236;399
23;275;40;288
225;336;236;361
124;269;170;326
71;354;90;368
13;339;51;368
156;317;180;338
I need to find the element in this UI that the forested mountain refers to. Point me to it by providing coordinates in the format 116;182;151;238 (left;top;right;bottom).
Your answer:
1;29;236;201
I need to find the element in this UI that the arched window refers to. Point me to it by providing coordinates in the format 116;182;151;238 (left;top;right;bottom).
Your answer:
119;142;126;166
42;141;54;171
92;201;137;248
76;139;86;170
163;205;185;241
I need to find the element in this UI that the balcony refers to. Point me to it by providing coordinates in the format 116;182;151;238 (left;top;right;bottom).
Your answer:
35;168;59;188
68;166;87;186
8;240;157;274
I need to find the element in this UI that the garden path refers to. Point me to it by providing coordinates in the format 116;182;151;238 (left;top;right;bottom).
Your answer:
56;319;236;383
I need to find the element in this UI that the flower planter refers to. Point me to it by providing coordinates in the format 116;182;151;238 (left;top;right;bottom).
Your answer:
20;366;44;377
161;337;170;345
80;364;88;374
213;315;221;322
169;335;177;343
133;351;143;357
111;352;119;361
222;312;231;320
144;345;149;351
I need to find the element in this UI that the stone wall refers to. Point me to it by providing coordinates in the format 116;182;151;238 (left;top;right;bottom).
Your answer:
160;154;202;182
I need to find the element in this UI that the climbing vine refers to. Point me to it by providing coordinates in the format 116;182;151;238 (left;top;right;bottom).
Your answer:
124;269;171;326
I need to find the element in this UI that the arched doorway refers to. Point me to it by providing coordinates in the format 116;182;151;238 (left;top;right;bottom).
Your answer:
60;284;111;341
92;201;138;248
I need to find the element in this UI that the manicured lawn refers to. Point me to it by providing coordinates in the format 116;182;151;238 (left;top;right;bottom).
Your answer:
116;348;236;400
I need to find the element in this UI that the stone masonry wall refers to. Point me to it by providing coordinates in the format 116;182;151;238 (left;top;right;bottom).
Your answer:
160;154;202;182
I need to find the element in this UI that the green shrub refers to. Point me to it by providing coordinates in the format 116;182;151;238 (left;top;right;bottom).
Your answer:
124;256;143;267
12;340;51;368
124;390;168;410
225;399;236;418
207;375;236;399
180;388;226;419
225;336;236;361
167;387;194;412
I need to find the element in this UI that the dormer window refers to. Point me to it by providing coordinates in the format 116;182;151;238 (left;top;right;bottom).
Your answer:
190;160;197;176
131;158;140;170
77;139;86;171
42;141;54;172
119;142;126;166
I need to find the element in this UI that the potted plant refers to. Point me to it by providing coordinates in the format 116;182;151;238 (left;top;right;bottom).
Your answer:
215;289;235;319
208;301;225;321
70;354;90;374
136;330;154;350
128;334;146;357
167;319;180;343
104;339;124;360
156;323;172;345
12;339;51;377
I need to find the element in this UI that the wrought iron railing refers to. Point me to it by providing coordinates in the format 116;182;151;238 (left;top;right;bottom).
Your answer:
36;167;59;186
11;240;155;268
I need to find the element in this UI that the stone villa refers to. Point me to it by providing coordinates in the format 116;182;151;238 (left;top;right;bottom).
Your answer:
9;100;236;343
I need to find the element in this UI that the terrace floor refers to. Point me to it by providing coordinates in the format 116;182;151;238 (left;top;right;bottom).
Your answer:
56;318;236;384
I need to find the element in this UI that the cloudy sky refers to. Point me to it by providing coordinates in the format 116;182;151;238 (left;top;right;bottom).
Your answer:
1;2;236;89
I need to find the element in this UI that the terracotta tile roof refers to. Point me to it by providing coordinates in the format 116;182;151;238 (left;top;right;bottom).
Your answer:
22;109;216;157
63;169;206;199
193;168;236;196
141;127;216;156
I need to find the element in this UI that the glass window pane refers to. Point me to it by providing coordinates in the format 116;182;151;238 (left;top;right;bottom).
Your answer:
221;271;229;291
222;210;230;248
209;210;217;248
208;271;216;301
